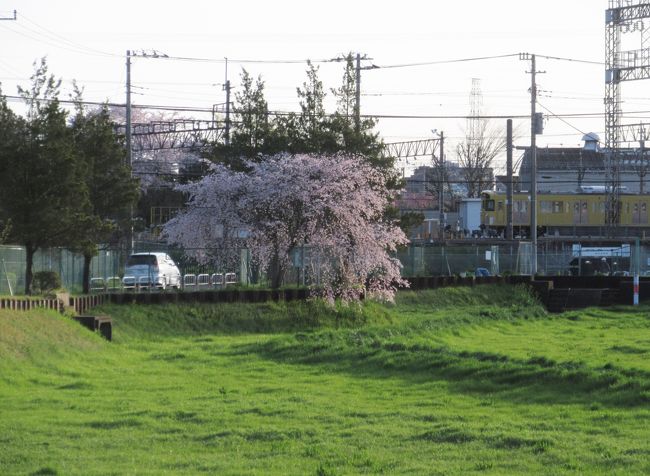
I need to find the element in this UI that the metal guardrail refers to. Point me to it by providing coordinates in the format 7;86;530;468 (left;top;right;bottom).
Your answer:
183;274;197;290
197;273;210;288
90;272;238;293
89;277;105;292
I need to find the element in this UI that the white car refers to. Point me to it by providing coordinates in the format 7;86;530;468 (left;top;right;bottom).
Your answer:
122;252;182;290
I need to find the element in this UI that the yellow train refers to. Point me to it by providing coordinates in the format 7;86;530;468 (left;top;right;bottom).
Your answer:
481;190;650;237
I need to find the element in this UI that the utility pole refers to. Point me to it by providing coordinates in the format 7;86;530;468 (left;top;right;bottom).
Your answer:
521;52;543;275
126;50;132;168
638;124;647;195
330;53;376;131
123;49;170;256
506;119;514;240
224;58;231;146
224;80;231;146
351;53;378;132
125;50;134;256
530;54;538;275
355;53;361;132
439;132;445;241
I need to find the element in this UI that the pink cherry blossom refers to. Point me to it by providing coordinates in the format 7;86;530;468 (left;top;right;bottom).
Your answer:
163;153;409;301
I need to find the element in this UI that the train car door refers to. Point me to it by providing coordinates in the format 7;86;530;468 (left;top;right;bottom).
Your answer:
514;200;528;224
573;200;588;224
632;202;648;224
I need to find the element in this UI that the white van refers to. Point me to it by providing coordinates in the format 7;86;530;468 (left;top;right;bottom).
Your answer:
122;252;182;290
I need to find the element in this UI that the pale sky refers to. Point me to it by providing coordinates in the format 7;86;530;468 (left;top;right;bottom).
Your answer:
0;1;636;175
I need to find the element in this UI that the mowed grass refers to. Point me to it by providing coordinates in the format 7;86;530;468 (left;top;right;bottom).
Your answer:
1;286;650;475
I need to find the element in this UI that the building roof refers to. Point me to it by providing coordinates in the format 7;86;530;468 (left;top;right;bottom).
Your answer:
519;147;605;175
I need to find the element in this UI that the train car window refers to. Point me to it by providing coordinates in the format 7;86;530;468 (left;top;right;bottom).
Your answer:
541;201;552;213
483;199;495;211
497;201;503;211
553;201;563;213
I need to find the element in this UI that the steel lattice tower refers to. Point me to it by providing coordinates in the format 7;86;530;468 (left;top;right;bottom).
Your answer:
605;1;650;232
468;78;483;144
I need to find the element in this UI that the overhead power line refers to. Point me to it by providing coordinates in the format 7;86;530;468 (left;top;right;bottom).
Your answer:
4;95;649;122
377;53;520;69
128;53;338;65
535;54;604;66
536;101;593;140
376;52;604;70
18;14;117;57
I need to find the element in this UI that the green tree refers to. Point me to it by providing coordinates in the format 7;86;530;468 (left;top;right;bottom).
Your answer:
0;91;21;246
330;53;392;172
209;69;283;170
0;59;89;294
70;85;139;294
279;61;338;154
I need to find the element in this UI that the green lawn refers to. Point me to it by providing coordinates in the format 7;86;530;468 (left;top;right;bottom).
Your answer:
1;286;649;475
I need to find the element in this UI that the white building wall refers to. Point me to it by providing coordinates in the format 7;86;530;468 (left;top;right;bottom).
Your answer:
459;199;482;231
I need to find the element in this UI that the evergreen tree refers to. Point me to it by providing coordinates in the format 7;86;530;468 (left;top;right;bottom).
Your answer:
209;69;284;170
70;85;139;293
330;53;391;171
0;59;89;294
0;90;22;245
280;61;337;154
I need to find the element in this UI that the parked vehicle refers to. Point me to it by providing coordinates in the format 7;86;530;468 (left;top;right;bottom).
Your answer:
122;253;181;290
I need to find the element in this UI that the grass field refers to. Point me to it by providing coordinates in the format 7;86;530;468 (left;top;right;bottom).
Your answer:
1;285;650;475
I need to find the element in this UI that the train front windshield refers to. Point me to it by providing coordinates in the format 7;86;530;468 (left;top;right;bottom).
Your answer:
481;194;495;211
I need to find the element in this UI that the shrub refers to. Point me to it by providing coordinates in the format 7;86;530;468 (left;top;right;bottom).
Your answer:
32;271;62;295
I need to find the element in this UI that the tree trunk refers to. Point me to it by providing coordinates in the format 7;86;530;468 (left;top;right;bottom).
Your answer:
269;251;286;289
82;252;92;294
25;243;35;295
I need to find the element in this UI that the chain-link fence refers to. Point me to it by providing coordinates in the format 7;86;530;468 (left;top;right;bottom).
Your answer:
0;243;246;296
0;246;124;295
2;240;648;295
397;241;648;277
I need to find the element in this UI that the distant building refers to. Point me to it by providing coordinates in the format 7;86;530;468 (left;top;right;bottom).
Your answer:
518;133;650;194
404;163;494;199
494;174;520;193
